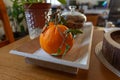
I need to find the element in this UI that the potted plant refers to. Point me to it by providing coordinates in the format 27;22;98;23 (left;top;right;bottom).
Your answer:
22;0;66;39
9;0;66;39
22;0;50;27
8;0;51;39
24;0;66;27
23;0;51;39
39;5;83;56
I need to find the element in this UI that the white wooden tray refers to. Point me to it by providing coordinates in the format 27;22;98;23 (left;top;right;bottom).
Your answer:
10;22;93;74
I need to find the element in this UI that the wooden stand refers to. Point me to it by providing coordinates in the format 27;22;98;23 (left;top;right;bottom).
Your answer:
25;57;79;74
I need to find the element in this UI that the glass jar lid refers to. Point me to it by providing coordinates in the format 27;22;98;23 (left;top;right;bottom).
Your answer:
62;6;86;29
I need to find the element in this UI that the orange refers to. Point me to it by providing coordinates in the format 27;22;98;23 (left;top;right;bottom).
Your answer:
40;22;73;55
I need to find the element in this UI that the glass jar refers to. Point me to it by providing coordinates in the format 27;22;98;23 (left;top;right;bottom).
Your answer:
24;3;51;39
62;6;86;29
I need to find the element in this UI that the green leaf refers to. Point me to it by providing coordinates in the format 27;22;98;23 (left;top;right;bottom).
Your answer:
58;0;66;4
51;48;61;56
65;29;83;37
59;16;66;25
57;48;61;54
20;25;25;32
51;53;59;56
62;44;70;57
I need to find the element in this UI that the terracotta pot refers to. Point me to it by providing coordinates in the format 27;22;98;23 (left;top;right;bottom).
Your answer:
24;3;51;28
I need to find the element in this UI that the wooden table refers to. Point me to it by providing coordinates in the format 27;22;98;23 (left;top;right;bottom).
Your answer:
0;28;119;80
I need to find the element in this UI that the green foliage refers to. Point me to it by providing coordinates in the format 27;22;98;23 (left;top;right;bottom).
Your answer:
58;0;66;5
10;0;66;4
62;44;70;56
9;0;44;32
57;48;61;54
11;0;43;4
8;0;66;33
65;29;83;37
8;0;25;32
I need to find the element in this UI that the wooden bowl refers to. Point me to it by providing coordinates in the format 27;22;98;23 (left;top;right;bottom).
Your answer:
102;29;120;71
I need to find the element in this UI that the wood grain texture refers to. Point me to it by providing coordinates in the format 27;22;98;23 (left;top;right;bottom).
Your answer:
16;37;40;53
25;57;79;74
102;30;120;71
0;40;9;47
0;29;119;80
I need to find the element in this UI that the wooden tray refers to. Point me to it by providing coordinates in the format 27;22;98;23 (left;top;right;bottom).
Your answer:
10;22;93;74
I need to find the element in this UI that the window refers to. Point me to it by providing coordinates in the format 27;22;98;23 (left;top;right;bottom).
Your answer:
47;0;61;6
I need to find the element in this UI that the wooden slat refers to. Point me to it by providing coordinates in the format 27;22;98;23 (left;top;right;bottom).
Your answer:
0;0;14;47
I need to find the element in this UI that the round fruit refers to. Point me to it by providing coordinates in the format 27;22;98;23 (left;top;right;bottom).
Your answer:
40;22;73;55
